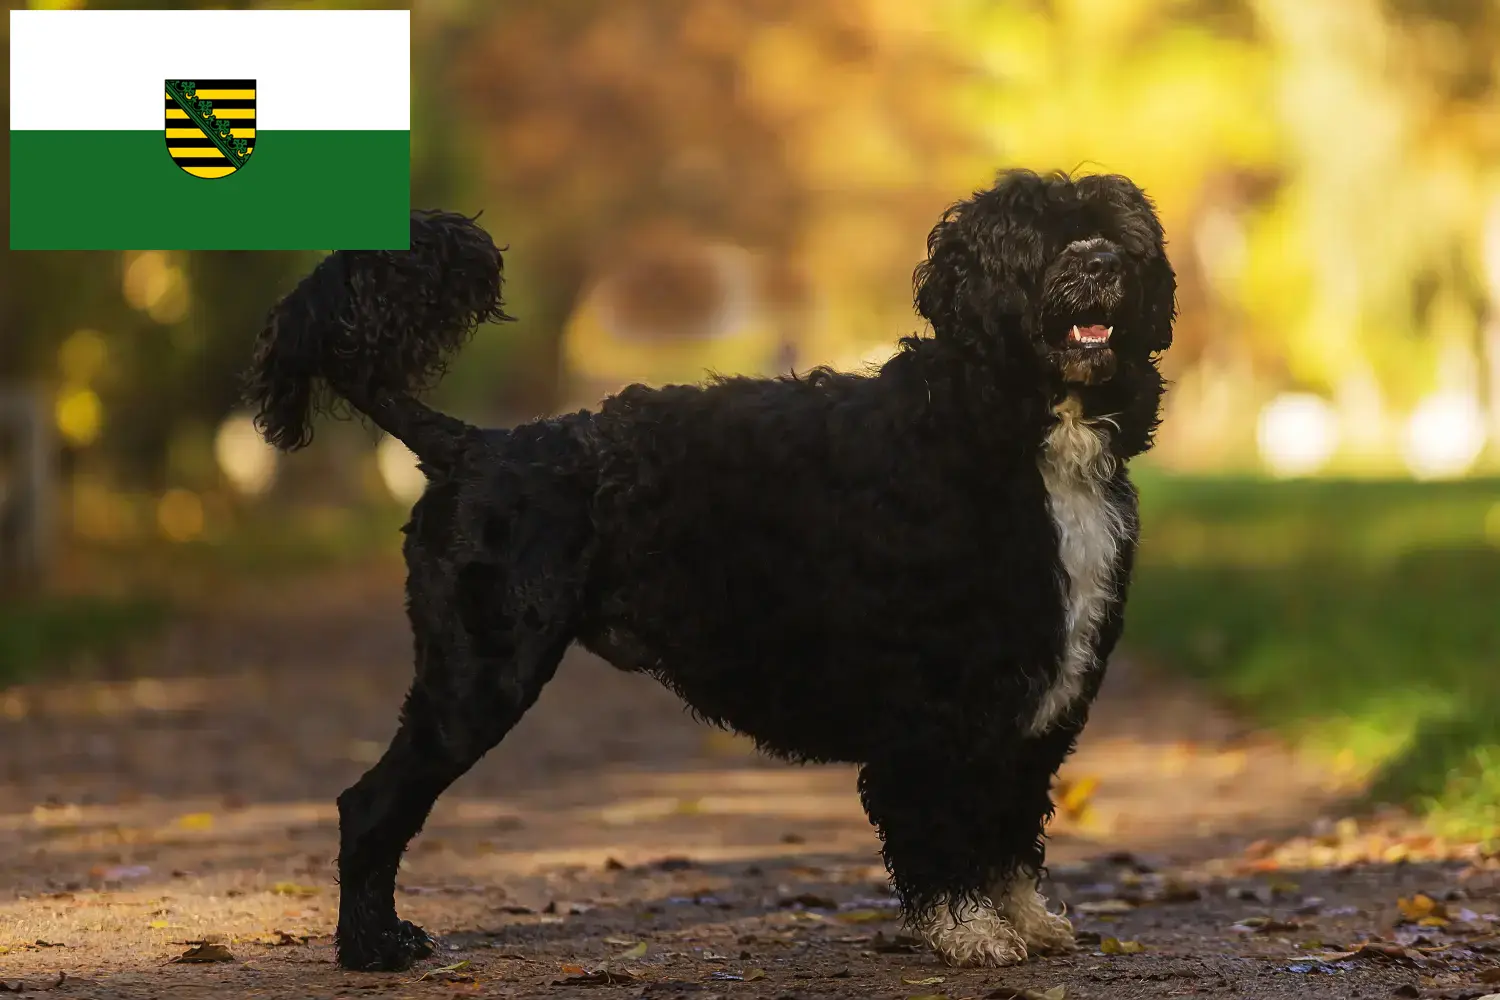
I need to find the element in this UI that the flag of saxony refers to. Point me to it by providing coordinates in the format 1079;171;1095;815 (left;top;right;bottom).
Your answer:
9;8;410;250
165;79;256;179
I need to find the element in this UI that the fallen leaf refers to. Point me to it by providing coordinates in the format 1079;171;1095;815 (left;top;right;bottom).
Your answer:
147;920;169;930
1399;894;1448;922
270;882;319;898
615;942;647;960
602;936;637;947
415;960;471;982
174;813;214;832
171;943;234;963
93;864;150;881
1057;774;1099;818
1076;899;1134;915
1156;877;1202;903
554;967;637;986
744;968;766;981
836;908;892;924
904;976;947;985
264;932;309;947
1302;942;1425;967
780;893;837;909
1100;937;1145;954
872;932;924;953
1232;916;1301;934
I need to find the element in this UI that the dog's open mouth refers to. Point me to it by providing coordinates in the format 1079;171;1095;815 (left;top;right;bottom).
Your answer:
1067;324;1112;350
1068;326;1116;350
1055;319;1118;385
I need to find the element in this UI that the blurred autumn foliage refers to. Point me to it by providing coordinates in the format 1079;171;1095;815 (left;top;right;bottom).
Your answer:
4;0;1500;555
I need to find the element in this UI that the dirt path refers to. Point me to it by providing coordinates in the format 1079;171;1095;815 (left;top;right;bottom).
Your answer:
3;571;1499;999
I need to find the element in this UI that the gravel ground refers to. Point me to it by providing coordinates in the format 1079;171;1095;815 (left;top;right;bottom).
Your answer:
2;569;1498;999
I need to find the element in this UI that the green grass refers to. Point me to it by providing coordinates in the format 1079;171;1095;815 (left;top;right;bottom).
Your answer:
1125;470;1500;835
0;594;170;688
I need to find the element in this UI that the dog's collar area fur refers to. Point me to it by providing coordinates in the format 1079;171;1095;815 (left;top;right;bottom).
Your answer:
1029;393;1129;735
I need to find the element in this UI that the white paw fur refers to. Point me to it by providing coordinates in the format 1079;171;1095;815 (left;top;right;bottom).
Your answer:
914;897;1028;968
996;875;1075;954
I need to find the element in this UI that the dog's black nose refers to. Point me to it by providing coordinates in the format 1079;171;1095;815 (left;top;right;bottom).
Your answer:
1083;250;1121;277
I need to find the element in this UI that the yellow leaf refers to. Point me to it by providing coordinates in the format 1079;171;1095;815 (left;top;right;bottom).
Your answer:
1076;899;1134;914
415;960;471;982
1398;893;1445;921
1418;915;1450;928
837;908;892;924
148;920;169;929
1101;937;1144;954
904;976;946;985
270;882;319;898
745;968;766;981
616;941;647;960
1058;774;1100;817
175;812;214;831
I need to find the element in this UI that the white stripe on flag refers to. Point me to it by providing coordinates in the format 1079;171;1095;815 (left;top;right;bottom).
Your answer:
9;9;409;132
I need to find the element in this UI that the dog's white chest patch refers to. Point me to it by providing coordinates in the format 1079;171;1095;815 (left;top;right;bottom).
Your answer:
1029;395;1128;735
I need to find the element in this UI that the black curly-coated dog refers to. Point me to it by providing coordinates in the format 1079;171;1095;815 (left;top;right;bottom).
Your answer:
245;168;1175;972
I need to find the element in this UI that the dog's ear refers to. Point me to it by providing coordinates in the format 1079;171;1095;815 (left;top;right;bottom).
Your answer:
913;206;974;338
913;184;1041;354
1141;252;1177;354
1076;174;1177;355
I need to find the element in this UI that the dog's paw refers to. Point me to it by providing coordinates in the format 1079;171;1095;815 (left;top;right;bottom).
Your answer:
914;899;1028;968
998;880;1076;955
1013;906;1075;954
336;919;436;972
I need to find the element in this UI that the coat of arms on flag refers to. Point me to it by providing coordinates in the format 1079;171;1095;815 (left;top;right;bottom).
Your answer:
165;79;256;179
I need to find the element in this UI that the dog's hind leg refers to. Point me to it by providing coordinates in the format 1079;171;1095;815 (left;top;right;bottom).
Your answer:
334;490;589;971
333;614;572;970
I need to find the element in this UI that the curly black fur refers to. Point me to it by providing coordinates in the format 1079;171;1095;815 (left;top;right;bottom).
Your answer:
247;170;1176;972
243;210;511;458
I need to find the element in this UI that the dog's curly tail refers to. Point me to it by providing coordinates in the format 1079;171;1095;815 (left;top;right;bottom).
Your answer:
243;210;512;469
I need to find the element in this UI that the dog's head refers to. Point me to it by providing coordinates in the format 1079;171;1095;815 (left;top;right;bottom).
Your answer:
914;169;1175;395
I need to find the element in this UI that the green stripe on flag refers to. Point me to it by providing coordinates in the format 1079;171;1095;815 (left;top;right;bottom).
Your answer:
10;130;410;250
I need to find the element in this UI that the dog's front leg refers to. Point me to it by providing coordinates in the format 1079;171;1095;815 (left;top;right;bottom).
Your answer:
858;726;1078;967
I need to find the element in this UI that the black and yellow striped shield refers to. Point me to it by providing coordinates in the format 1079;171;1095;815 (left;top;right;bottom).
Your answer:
164;79;256;179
